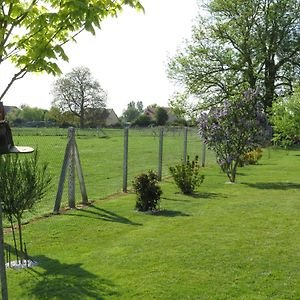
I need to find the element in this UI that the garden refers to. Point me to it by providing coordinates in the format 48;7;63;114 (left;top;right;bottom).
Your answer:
0;90;299;299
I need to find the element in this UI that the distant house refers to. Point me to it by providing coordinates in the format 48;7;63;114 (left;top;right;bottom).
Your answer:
144;106;178;122
4;105;19;115
104;108;120;126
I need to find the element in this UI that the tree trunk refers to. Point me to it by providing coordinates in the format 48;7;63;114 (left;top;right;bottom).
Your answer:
10;219;19;264
17;217;24;263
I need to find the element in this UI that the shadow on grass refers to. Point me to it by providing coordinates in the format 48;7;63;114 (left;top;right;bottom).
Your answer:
163;192;223;201
243;182;300;190
21;255;118;299
151;210;190;217
66;205;142;226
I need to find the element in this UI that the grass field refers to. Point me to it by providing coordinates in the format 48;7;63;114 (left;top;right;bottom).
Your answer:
4;144;300;299
10;127;214;221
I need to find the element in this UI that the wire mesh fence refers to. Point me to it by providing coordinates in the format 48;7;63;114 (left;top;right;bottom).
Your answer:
10;126;216;219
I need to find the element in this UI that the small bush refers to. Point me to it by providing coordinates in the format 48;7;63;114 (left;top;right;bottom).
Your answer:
239;148;263;166
169;156;204;194
132;170;162;211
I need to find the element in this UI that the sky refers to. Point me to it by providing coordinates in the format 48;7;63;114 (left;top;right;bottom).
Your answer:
1;0;200;116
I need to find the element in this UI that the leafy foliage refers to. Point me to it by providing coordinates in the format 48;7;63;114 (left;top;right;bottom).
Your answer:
51;67;107;128
0;0;143;101
168;0;300;112
239;148;263;167
0;151;51;261
169;156;204;194
132;171;162;212
155;107;169;126
199;89;269;182
269;87;300;148
121;101;144;123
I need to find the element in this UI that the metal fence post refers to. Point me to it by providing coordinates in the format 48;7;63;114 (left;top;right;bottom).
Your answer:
123;127;129;192
68;127;76;208
201;141;206;167
158;127;164;181
183;127;188;163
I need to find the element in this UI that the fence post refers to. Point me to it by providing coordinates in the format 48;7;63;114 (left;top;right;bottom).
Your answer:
183;127;188;163
158;127;164;181
0;198;8;300
201;141;206;167
68;127;76;208
123;127;129;192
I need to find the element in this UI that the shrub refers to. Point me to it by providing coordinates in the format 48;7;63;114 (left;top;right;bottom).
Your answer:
132;170;162;211
199;89;269;182
169;155;204;194
239;148;263;166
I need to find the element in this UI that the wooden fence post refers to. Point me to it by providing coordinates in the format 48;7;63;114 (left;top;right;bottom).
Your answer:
0;196;8;300
201;141;206;167
183;127;188;163
53;127;88;213
123;127;129;192
158;127;164;181
68;128;76;208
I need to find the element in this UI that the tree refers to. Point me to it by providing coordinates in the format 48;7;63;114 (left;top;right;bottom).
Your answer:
51;67;107;128
121;101;144;123
269;86;300;148
0;0;143;102
155;107;168;126
132;114;152;127
7;105;47;125
168;0;300;112
0;152;51;263
199;89;268;183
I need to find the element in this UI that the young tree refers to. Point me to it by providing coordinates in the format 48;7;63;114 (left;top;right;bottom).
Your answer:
0;152;51;262
51;67;107;128
155;107;169;126
199;89;268;183
0;0;143;102
168;0;300;112
269;86;300;148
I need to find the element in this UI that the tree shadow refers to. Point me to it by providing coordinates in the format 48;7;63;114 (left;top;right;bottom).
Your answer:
151;210;190;217
243;182;300;190
190;192;225;199
66;205;142;226
20;255;119;299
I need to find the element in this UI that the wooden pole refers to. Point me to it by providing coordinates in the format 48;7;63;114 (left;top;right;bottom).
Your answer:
123;127;129;192
158;127;164;181
183;127;188;163
201;141;206;167
0;102;8;300
74;141;88;204
68;128;76;209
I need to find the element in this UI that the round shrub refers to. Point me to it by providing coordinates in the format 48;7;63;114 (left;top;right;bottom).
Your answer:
132;170;162;211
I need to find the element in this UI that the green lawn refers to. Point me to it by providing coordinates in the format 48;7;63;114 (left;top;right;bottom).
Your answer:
11;127;213;220
5;146;300;299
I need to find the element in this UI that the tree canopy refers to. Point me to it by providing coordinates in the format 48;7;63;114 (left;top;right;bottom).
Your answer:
121;101;144;123
0;0;143;101
51;66;107;128
168;0;300;112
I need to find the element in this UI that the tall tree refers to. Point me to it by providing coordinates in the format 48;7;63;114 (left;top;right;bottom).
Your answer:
168;0;300;112
51;67;107;128
122;101;144;123
0;0;143;102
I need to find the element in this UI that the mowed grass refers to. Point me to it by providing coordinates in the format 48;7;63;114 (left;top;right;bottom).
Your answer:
11;127;213;220
5;146;300;299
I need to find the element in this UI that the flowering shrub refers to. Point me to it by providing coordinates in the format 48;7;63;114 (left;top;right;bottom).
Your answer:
198;89;268;182
239;148;263;166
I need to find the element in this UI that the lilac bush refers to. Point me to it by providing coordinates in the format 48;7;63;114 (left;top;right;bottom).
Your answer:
198;89;268;182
